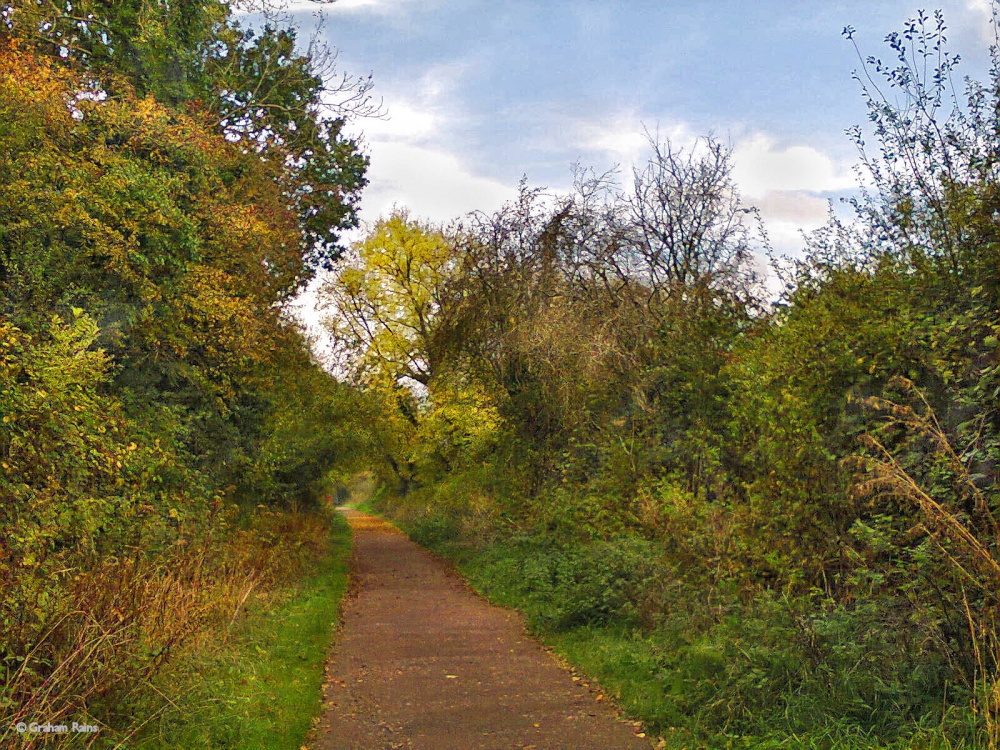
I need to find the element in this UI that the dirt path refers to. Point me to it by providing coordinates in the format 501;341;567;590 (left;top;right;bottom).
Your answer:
311;510;653;750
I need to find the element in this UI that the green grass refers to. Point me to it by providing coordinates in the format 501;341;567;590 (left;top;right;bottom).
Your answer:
348;498;378;515
130;511;352;750
384;516;983;750
540;626;978;750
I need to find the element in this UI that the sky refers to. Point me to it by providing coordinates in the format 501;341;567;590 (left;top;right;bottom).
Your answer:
261;0;997;332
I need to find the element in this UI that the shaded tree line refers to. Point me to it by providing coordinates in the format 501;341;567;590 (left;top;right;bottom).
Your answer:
0;1;372;741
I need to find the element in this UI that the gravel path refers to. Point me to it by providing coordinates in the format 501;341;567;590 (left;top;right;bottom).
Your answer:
311;510;653;750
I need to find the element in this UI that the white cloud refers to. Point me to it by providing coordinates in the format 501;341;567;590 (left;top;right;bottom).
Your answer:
729;134;859;259
572;112;696;169
732;133;856;198
327;0;385;10
416;60;474;100
287;0;400;14
576;117;650;167
965;0;997;44
361;101;439;143
347;59;476;146
342;55;516;225
573;120;857;205
751;190;830;228
361;140;516;224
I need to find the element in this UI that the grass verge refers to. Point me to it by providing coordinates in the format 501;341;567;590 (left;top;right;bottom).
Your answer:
129;509;352;750
383;513;980;750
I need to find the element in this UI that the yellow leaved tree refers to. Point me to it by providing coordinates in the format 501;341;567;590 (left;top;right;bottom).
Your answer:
323;212;500;492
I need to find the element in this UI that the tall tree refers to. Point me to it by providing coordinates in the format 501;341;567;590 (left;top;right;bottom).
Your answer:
1;0;371;276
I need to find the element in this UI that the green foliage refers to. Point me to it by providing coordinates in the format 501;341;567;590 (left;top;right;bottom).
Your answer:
0;36;367;741
360;8;1000;747
720;264;922;583
246;335;374;505
1;0;369;271
0;44;358;501
329;212;458;387
0;313;188;659
460;535;658;631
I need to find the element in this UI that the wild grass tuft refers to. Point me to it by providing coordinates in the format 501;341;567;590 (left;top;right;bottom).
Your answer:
1;507;350;749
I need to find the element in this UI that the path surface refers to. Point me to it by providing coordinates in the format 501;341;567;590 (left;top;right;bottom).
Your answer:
311;510;652;750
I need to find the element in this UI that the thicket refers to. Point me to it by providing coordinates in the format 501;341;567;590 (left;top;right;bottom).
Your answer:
0;0;370;743
331;11;1000;747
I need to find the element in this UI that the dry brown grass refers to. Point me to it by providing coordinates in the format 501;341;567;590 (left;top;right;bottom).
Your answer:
851;376;1000;747
0;508;331;749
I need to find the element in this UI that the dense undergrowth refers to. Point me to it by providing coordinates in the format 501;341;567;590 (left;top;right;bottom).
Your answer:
2;504;351;749
347;11;1000;748
380;493;985;749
